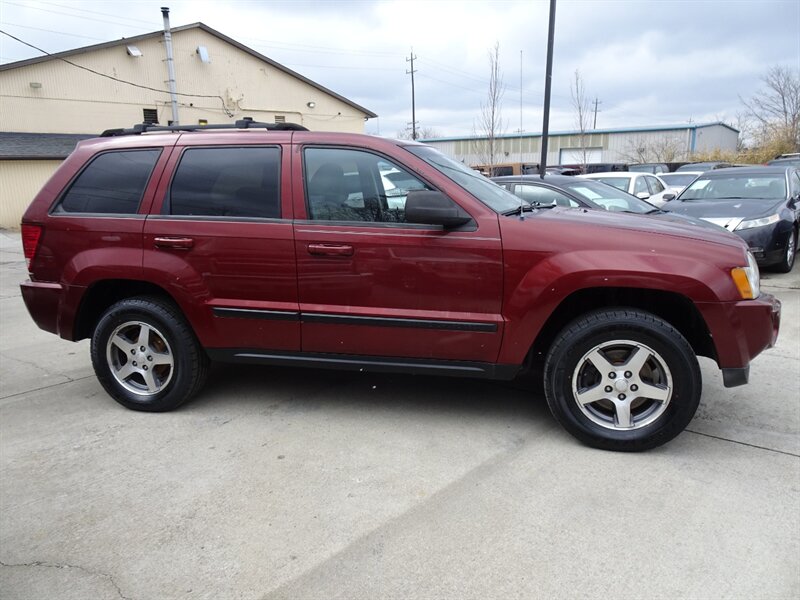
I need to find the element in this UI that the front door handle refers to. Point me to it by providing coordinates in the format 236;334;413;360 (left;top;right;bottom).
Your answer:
155;237;194;250
307;243;354;257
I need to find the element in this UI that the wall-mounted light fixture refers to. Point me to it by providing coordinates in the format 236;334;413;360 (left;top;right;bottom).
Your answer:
196;46;211;63
126;45;142;57
306;101;316;109
29;82;42;89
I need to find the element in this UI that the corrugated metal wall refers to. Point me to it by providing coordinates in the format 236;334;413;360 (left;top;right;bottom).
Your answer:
0;160;60;229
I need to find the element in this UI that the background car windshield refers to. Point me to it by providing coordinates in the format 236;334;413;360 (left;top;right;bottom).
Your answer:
562;179;653;214
660;174;697;186
406;145;521;213
593;176;630;191
680;175;786;200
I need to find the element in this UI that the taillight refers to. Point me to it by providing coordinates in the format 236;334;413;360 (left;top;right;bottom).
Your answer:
21;223;42;270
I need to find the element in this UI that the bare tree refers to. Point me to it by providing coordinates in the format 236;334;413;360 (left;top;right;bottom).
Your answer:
741;65;800;153
396;126;440;140
472;42;505;172
618;134;688;164
570;69;591;172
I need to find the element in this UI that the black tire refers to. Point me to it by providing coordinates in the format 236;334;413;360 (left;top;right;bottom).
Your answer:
773;228;797;273
543;309;701;451
90;296;209;412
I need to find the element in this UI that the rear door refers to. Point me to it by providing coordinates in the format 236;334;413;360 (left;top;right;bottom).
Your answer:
143;133;300;352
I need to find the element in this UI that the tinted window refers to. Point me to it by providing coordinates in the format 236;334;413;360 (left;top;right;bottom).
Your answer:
304;147;432;223
58;149;159;214
170;147;281;218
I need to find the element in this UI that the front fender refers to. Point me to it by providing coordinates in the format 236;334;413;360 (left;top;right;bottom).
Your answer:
498;249;734;364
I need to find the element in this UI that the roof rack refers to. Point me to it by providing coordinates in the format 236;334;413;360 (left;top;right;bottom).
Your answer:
100;117;308;137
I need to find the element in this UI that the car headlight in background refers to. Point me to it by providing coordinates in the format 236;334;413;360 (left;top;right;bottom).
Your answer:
735;214;780;231
731;251;761;299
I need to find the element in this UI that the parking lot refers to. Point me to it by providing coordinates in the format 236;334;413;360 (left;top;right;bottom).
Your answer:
0;227;797;599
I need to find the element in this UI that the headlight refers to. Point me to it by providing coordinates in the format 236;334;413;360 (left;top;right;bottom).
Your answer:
735;214;780;231
730;251;760;299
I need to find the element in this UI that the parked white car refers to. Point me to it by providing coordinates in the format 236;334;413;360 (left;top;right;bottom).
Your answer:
658;171;703;195
579;172;676;206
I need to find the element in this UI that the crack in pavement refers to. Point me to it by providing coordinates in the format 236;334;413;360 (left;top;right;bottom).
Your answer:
685;429;800;457
0;559;133;600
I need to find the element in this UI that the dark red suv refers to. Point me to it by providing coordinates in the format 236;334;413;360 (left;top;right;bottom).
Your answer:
20;120;781;451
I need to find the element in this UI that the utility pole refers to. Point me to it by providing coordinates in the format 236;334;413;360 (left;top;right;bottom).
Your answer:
539;0;557;179
161;6;179;125
592;97;602;129
406;50;418;140
519;50;524;133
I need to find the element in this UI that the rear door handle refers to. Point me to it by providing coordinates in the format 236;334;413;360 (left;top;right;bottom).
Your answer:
307;243;354;257
155;237;194;250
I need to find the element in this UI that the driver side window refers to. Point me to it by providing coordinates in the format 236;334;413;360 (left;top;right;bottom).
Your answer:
303;147;432;223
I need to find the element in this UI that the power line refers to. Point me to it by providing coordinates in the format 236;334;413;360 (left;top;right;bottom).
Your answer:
0;29;234;117
3;1;147;30
0;21;109;43
34;0;157;27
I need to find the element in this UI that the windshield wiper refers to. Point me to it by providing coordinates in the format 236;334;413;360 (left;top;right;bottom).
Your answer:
503;202;556;216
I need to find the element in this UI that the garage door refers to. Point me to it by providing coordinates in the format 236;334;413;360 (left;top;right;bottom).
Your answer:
559;148;603;164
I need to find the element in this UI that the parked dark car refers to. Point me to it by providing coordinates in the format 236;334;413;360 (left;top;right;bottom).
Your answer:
628;163;669;174
662;166;799;272
676;161;734;172
767;157;800;167
492;174;718;229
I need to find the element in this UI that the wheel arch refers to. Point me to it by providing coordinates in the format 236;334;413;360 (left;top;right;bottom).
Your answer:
526;287;716;368
73;279;179;341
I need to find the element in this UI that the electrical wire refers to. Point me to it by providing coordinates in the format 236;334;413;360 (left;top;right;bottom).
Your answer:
3;1;146;31
0;21;109;42
0;29;234;117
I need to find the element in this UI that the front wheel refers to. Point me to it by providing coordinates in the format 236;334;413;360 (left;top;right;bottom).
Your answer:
774;228;797;273
90;296;209;412
544;309;702;451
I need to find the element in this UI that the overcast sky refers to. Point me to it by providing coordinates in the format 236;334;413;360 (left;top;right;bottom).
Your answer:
1;0;798;138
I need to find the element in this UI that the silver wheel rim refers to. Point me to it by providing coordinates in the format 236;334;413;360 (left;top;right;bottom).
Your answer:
106;321;174;396
788;231;796;265
571;340;673;430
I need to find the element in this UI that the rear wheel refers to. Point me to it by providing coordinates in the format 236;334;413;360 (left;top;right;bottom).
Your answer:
544;309;701;451
90;296;209;411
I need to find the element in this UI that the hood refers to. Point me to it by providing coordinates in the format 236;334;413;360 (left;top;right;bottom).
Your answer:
521;206;744;250
649;210;729;232
662;198;784;220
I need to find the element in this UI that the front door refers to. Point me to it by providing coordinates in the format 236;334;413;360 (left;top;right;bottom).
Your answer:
292;145;504;363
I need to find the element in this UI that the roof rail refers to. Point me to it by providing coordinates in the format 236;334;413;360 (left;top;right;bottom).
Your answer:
100;117;308;137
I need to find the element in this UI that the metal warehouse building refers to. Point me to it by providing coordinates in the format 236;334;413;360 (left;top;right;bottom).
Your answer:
420;122;739;169
0;21;376;228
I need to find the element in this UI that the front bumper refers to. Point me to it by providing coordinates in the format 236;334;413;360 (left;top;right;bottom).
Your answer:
697;293;781;387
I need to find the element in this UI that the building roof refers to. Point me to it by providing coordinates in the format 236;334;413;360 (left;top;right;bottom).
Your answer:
0;22;377;119
421;122;739;143
0;132;94;159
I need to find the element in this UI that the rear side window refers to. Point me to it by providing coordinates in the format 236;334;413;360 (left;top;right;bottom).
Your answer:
169;147;281;218
57;149;160;214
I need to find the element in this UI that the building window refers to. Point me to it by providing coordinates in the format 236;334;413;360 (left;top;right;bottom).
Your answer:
142;109;159;125
274;115;286;124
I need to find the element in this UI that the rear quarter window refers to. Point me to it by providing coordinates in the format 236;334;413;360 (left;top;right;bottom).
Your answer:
55;149;160;214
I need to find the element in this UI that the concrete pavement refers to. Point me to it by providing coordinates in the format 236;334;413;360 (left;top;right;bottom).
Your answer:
1;229;798;600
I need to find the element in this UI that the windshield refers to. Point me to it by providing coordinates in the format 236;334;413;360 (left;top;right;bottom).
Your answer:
405;145;521;213
590;176;630;191
561;179;654;214
680;174;786;200
660;173;697;187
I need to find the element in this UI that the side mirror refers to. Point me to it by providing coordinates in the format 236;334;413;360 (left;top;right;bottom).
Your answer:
636;192;651;200
662;192;676;202
405;191;472;228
